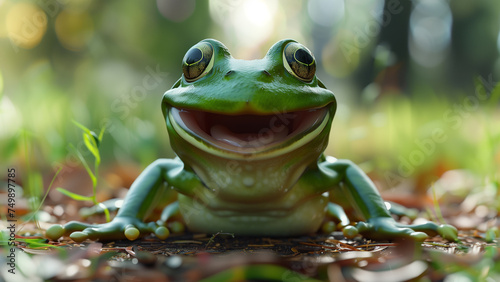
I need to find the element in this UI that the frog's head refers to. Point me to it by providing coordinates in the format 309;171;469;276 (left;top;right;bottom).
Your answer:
162;39;336;201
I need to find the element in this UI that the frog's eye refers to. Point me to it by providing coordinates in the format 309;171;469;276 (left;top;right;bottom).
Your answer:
182;42;214;82
283;42;316;82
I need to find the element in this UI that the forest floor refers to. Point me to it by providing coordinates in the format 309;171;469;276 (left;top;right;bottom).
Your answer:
3;206;499;281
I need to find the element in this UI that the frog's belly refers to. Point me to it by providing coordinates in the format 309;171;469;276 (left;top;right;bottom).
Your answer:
177;194;328;236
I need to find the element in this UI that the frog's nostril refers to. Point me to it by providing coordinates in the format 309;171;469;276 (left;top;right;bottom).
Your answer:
225;70;234;77
262;70;271;76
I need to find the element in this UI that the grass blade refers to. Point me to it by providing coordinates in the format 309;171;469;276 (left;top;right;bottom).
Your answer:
56;188;93;201
69;144;97;187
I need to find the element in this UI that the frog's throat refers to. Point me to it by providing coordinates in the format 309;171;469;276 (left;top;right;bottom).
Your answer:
168;106;330;160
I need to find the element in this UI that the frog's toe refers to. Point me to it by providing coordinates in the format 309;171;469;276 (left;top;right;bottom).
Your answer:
124;226;140;241
169;221;185;233
120;220;158;241
46;224;65;240
70;231;89;242
155;226;170;240
437;224;458;241
46;221;100;241
342;225;359;238
409;231;428;242
321;221;337;233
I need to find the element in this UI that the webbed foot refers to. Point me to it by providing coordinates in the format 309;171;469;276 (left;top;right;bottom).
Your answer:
45;217;170;242
354;217;458;241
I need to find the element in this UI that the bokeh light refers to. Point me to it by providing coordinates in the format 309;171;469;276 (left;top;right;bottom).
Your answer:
0;96;22;139
157;0;196;22
55;9;94;51
307;0;344;27
6;2;47;49
409;0;452;68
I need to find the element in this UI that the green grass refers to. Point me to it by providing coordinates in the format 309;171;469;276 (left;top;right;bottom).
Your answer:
56;121;111;222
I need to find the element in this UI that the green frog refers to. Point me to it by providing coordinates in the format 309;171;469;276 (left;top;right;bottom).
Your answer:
46;39;457;242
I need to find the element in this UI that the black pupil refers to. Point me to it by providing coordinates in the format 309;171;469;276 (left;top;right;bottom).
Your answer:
185;48;203;65
295;49;313;65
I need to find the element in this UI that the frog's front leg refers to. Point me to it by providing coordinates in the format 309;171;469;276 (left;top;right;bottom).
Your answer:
316;159;458;241
46;158;201;242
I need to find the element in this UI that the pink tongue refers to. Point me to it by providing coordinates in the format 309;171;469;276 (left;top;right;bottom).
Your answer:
210;124;290;148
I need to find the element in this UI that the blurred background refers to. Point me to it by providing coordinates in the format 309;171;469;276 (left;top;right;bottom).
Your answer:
0;0;499;207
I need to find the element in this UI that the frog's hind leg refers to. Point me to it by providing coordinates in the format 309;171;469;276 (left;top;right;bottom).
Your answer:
326;202;350;227
321;202;352;234
156;201;185;234
318;159;458;241
158;201;180;223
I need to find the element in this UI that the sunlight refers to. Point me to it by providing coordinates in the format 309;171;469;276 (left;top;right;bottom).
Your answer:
209;0;277;50
243;0;272;27
234;0;276;45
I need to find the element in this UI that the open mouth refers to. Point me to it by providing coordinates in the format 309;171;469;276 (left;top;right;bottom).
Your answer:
169;106;329;155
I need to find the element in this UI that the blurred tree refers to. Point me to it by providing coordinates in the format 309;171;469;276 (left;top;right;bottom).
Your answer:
449;1;500;94
372;0;412;95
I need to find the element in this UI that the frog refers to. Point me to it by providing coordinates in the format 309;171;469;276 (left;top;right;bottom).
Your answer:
46;39;457;242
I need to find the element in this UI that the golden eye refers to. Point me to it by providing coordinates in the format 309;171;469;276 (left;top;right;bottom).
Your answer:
182;42;214;82
283;42;316;82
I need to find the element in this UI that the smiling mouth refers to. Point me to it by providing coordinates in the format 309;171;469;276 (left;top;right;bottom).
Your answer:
169;106;329;156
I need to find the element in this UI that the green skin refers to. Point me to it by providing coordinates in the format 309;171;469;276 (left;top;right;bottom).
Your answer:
46;39;457;242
